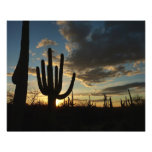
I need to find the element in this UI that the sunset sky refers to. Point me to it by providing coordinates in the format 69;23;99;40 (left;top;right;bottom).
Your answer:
7;21;145;107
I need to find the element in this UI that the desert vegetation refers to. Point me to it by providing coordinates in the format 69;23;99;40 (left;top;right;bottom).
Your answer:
7;21;145;131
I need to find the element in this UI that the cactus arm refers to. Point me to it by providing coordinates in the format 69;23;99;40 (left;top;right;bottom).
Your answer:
57;54;64;94
57;73;76;99
36;67;47;95
55;66;58;90
47;48;54;91
41;60;47;90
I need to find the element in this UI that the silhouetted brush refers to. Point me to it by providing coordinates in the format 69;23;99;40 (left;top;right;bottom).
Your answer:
36;48;76;110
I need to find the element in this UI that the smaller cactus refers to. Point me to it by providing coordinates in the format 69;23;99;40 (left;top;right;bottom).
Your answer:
120;99;124;108
109;97;113;108
63;98;66;106
68;97;70;107
88;95;93;107
128;89;133;105
103;94;107;108
125;96;128;107
70;91;74;107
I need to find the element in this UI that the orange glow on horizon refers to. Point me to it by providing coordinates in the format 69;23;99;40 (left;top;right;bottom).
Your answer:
56;99;63;106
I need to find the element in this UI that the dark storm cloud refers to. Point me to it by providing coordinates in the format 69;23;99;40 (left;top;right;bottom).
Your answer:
57;21;145;85
92;82;145;96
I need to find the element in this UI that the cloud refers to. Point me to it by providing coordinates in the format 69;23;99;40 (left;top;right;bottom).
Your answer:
42;49;58;60
57;21;145;86
7;72;13;77
65;65;143;87
29;50;36;56
7;67;36;77
36;57;40;61
36;38;57;48
91;82;145;96
28;67;36;76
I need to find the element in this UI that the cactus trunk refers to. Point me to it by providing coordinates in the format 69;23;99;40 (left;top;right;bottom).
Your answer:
11;21;29;130
48;95;56;110
12;21;29;106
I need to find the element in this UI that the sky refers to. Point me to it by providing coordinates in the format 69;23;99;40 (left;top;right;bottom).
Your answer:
7;21;145;107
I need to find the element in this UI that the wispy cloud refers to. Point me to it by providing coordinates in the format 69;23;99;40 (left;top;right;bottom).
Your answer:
7;72;13;77
91;82;145;96
29;50;36;56
36;38;57;48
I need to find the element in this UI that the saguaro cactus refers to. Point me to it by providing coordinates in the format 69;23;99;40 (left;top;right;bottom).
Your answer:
36;48;76;110
120;99;123;107
63;98;66;106
12;21;29;106
109;97;113;108
70;91;74;107
103;94;107;108
126;96;129;107
68;97;70;107
11;21;29;130
128;89;133;105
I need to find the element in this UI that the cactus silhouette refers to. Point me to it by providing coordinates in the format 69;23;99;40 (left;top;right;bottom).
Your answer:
128;89;133;105
125;96;128;106
68;97;70;107
120;99;123;107
88;95;92;107
109;97;113;108
12;21;29;106
103;94;107;108
63;98;66;106
36;48;76;110
11;21;29;130
70;91;74;107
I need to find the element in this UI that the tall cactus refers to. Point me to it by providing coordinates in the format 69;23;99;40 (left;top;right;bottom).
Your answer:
68;97;70;107
125;96;128;107
120;99;123;107
70;91;74;107
128;89;133;105
12;21;29;106
11;21;29;130
103;94;107;108
64;98;66;106
36;48;76;110
71;91;74;107
109;97;113;108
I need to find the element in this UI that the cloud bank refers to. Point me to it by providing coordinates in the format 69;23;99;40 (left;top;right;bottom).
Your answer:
91;82;145;96
57;21;145;86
